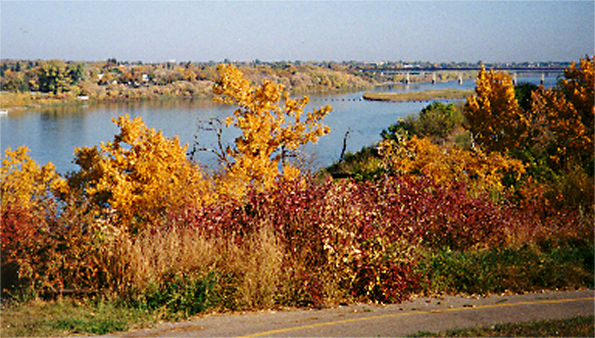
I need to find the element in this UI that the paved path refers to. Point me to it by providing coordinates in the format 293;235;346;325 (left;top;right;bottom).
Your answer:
107;289;594;337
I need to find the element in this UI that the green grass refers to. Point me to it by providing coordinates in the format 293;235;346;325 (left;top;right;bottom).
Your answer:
363;89;473;102
0;273;218;336
0;296;158;336
410;315;594;337
417;245;594;295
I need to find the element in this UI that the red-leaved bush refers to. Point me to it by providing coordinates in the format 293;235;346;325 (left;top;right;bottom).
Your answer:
168;174;566;303
1;202;47;292
3;172;589;305
1;200;108;296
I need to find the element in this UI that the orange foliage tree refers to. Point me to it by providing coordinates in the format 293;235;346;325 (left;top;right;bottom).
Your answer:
464;66;529;152
212;64;332;196
1;146;64;211
63;114;212;230
560;56;594;125
530;56;594;169
465;56;594;172
1;147;66;292
462;56;593;210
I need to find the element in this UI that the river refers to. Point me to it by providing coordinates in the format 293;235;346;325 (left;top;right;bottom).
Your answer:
1;75;560;174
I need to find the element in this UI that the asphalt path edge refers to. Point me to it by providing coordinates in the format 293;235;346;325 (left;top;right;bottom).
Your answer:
241;296;595;337
103;289;595;337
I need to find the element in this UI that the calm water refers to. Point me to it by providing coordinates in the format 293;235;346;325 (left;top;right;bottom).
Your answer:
1;75;560;174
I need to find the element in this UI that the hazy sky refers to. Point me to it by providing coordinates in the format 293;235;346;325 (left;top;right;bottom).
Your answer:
1;1;593;63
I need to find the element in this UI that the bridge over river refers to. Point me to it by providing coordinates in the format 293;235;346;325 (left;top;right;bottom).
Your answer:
359;66;565;85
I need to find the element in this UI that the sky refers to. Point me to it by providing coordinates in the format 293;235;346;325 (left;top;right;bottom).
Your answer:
1;1;593;63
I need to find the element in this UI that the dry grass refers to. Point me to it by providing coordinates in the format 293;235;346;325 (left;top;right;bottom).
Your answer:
231;224;285;308
0;91;75;111
99;223;291;310
101;227;222;291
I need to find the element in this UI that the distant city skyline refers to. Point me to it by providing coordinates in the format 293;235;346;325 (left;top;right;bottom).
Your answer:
1;1;593;63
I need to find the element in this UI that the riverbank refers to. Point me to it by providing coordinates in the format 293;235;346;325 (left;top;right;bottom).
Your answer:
1;85;473;114
363;88;474;102
0;85;373;114
0;60;380;113
0;88;215;114
0;60;479;113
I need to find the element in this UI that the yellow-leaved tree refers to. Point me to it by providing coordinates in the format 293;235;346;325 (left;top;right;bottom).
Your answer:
1;146;64;211
559;55;594;125
464;66;529;152
212;64;332;197
531;55;594;169
63;114;212;230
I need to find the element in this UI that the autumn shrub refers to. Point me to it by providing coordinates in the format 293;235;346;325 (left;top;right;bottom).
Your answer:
378;136;525;197
168;177;420;304
168;174;559;304
507;178;593;249
62;114;213;232
1;198;109;297
1;202;48;294
1;147;71;295
168;178;333;306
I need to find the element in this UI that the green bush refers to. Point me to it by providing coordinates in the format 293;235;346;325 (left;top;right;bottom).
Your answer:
127;273;218;320
322;146;385;181
418;245;594;295
514;82;539;111
381;102;464;143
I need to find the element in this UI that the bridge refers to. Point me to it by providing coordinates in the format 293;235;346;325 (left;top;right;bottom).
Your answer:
359;66;564;85
358;66;565;74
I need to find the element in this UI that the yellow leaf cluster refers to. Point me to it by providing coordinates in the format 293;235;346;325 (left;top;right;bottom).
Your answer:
530;87;592;167
526;56;594;169
213;64;331;197
464;66;528;152
1;146;64;210
560;55;594;120
67;114;212;229
378;136;525;194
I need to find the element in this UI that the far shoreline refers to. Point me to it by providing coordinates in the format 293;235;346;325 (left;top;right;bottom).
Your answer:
1;79;476;114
